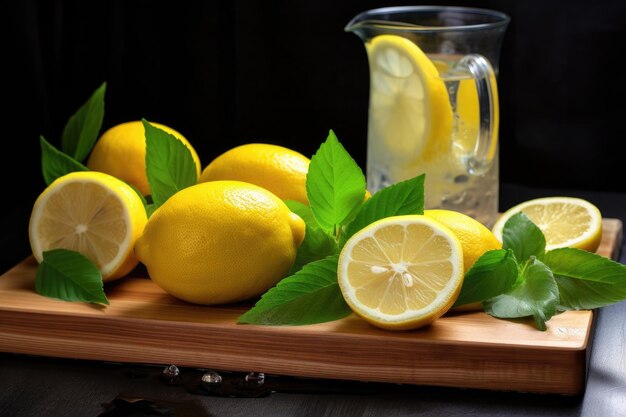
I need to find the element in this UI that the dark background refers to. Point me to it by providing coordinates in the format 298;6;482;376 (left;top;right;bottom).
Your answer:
5;0;626;272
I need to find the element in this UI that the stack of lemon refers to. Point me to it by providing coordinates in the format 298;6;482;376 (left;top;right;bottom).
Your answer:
27;93;604;333
28;121;311;304
133;141;311;304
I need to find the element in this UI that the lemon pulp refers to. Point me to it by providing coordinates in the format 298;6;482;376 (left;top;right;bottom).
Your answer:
338;215;464;330
492;196;603;252
29;171;148;281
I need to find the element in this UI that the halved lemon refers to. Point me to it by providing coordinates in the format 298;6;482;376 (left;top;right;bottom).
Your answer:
365;35;453;161
492;196;603;252
338;215;464;331
29;171;148;281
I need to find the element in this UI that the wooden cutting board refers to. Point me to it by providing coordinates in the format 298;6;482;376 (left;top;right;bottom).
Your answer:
0;219;622;395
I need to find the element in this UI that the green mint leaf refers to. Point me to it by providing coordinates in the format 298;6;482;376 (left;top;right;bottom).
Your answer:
502;212;546;260
40;135;89;185
238;255;351;325
35;249;109;305
542;248;626;310
342;174;424;244
453;249;518;308
143;118;198;207
484;257;558;331
307;130;366;235
284;200;337;274
62;81;106;162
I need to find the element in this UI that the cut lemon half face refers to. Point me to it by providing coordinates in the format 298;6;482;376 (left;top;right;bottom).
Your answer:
29;171;148;281
338;215;464;331
492;196;603;252
365;35;453;161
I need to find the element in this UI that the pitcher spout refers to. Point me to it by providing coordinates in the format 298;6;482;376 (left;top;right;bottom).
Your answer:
345;7;424;38
344;9;369;38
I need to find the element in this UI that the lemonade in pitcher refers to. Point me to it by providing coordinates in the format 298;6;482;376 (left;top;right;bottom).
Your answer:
346;6;510;228
365;36;499;226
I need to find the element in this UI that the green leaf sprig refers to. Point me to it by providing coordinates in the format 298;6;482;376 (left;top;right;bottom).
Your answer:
142;118;198;208
454;212;626;330
34;84;198;304
238;130;426;325
35;249;109;305
238;255;351;325
40;82;106;185
306;130;366;236
62;82;107;162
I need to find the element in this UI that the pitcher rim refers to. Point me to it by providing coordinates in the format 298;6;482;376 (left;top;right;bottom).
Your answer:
345;5;510;33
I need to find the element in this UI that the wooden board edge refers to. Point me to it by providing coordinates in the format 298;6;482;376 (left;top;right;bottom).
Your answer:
0;307;590;395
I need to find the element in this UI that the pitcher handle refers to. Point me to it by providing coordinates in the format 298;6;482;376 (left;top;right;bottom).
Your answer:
457;54;499;176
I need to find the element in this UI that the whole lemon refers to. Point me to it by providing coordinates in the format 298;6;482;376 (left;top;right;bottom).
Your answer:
134;181;306;305
199;143;310;204
424;209;502;272
87;120;202;196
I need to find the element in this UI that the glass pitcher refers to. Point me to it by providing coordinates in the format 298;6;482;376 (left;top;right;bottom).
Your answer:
346;6;510;227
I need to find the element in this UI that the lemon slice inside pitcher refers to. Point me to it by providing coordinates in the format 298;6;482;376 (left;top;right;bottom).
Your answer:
366;35;453;162
453;66;499;163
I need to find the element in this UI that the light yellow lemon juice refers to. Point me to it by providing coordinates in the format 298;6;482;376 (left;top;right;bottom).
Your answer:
365;34;500;227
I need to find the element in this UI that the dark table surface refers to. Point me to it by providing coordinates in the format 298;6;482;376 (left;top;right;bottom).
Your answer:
1;182;625;417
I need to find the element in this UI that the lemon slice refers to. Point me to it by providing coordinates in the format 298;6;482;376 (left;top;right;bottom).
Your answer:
492;197;603;252
454;76;480;155
338;215;464;330
453;65;499;162
29;171;148;281
366;35;453;161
